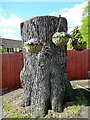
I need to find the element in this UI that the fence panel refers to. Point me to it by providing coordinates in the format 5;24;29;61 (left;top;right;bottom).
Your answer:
67;50;89;80
0;54;2;91
1;53;24;91
1;50;90;91
88;50;90;71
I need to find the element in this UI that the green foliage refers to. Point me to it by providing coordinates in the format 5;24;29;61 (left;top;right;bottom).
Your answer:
24;42;43;46
67;38;74;50
24;42;30;46
53;32;71;38
0;47;7;53
68;1;90;50
71;27;86;43
71;27;83;40
67;27;87;50
80;1;90;49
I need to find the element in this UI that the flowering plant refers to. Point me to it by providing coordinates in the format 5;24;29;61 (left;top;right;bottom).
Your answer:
72;38;86;45
24;38;43;46
52;32;72;38
52;32;71;47
70;27;87;51
24;38;43;54
71;27;86;44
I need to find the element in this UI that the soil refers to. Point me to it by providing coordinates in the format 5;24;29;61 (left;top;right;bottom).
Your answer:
1;79;90;119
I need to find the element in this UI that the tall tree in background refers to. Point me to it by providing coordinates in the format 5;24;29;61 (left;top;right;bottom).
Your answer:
80;0;90;49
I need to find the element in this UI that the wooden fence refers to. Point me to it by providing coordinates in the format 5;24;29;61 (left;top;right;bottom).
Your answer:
1;53;24;92
0;38;24;92
67;49;90;80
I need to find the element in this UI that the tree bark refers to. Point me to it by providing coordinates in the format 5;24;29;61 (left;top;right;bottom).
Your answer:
20;16;74;118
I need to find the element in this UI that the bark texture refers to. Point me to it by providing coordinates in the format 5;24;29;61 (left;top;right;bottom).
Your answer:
20;16;73;118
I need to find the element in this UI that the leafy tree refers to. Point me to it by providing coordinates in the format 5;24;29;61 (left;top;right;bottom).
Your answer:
68;1;90;50
80;1;90;49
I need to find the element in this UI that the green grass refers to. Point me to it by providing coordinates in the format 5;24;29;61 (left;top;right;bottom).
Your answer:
2;100;13;112
65;105;82;116
63;87;88;118
6;113;28;118
2;100;29;118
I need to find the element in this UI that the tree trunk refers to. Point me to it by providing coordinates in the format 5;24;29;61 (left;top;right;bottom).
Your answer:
20;16;74;118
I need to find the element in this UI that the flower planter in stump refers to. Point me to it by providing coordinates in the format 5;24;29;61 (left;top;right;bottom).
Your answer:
71;27;87;51
52;37;69;47
72;41;86;51
24;39;43;54
52;32;71;47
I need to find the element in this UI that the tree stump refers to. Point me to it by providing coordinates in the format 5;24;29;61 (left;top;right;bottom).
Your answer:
20;16;74;118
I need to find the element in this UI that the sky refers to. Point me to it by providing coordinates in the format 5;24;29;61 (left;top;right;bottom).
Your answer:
0;1;87;40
